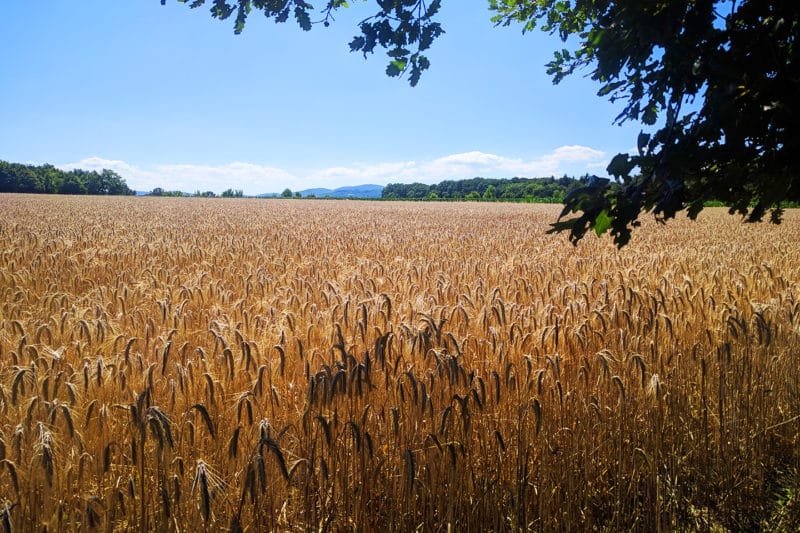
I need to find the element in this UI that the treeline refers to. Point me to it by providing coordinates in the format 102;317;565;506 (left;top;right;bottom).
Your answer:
0;160;134;195
146;188;244;197
381;175;590;201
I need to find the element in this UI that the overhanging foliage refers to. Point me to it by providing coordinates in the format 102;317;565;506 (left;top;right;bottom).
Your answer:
164;0;800;246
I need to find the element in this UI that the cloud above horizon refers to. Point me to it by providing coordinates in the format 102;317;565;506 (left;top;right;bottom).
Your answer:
62;145;607;195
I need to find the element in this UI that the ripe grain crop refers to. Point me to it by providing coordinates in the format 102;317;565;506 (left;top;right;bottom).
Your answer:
0;194;798;531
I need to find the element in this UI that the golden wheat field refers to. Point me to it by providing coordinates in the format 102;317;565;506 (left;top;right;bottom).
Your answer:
0;194;799;532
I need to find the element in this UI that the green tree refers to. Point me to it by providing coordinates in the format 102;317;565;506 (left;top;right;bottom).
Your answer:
0;160;133;195
221;188;244;197
85;171;106;195
407;183;431;199
281;188;293;198
0;162;36;192
39;164;64;193
482;185;497;201
60;173;88;195
101;169;134;195
167;0;799;245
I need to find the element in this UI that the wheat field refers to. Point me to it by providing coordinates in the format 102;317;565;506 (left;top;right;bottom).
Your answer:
0;194;798;531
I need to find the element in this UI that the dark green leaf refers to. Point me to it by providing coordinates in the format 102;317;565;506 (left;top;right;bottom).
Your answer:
294;5;311;31
386;59;407;77
593;209;612;236
606;154;633;180
636;132;650;155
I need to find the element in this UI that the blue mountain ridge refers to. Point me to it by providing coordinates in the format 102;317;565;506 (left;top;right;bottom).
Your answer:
259;184;384;198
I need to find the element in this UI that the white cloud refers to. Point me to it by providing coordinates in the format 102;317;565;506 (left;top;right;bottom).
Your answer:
301;146;606;188
62;156;138;176
61;145;607;195
154;163;297;193
60;158;298;195
61;157;161;191
423;146;605;178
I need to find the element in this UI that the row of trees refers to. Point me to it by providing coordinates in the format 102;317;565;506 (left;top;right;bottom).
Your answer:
148;188;244;197
382;176;588;201
0;160;134;195
151;177;592;200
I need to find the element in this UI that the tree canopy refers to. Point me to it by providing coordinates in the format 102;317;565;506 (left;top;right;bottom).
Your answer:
493;0;800;245
382;175;586;200
164;0;799;245
0;160;134;195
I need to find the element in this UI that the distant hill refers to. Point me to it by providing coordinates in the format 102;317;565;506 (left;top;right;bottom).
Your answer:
132;184;385;198
259;184;384;199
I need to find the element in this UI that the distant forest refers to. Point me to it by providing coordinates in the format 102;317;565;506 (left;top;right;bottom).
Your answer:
1;159;595;201
381;176;590;201
0;160;134;195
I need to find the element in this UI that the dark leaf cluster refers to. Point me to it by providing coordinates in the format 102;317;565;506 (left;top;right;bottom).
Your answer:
169;0;317;33
491;0;800;246
349;0;443;86
166;0;445;86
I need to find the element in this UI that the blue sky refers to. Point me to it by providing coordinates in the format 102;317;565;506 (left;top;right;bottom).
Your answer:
1;1;643;194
